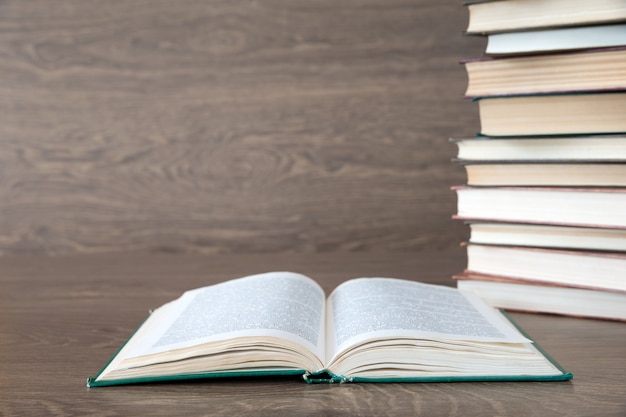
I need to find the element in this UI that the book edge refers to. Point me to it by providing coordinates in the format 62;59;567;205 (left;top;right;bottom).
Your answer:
87;369;307;388
87;312;155;387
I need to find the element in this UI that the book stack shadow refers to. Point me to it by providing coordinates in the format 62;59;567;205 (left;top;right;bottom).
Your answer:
452;0;626;321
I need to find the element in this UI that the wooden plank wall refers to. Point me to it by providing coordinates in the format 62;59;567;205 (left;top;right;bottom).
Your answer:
0;0;484;255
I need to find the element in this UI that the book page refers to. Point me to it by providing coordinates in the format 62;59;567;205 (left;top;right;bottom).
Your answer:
326;278;529;361
127;272;326;361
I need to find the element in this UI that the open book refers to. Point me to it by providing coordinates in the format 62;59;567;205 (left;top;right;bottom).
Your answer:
87;272;572;386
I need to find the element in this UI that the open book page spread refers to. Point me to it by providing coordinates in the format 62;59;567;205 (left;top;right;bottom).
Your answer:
116;272;327;371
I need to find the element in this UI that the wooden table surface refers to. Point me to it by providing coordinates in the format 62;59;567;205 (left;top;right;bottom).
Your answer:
2;249;625;416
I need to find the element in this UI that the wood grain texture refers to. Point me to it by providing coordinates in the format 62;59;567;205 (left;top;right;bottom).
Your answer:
2;250;626;416
0;0;484;255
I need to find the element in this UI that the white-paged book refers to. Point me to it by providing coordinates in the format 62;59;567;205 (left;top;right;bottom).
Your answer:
452;136;626;161
485;24;626;55
465;0;626;35
455;274;626;322
467;222;626;252
463;243;626;293
453;186;626;229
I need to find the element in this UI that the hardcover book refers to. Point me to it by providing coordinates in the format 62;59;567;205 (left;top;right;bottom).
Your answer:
464;243;626;293
459;161;626;187
87;272;572;386
455;272;626;321
483;24;626;55
454;186;626;229
463;48;626;97
475;92;626;137
466;222;626;252
465;0;626;34
452;136;626;161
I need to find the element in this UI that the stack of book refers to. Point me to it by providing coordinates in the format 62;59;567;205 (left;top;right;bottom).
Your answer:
452;0;626;321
